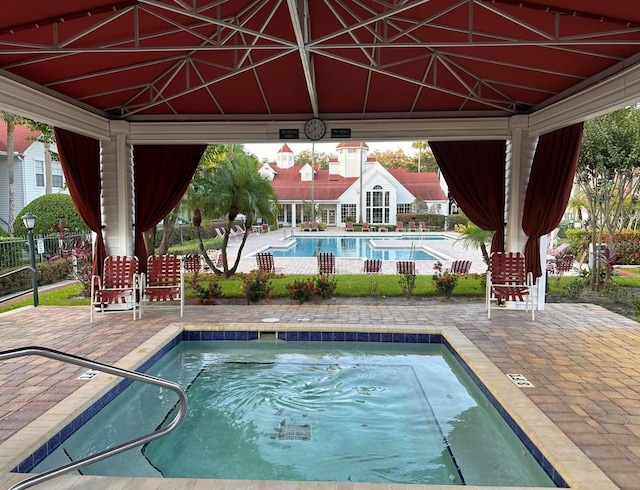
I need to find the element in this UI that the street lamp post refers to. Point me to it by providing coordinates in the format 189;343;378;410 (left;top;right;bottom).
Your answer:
22;212;39;307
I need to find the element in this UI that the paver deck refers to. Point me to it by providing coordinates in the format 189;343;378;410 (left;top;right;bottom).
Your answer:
0;230;627;489
0;299;638;489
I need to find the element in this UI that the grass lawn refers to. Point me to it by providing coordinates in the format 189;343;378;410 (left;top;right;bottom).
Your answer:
0;273;587;314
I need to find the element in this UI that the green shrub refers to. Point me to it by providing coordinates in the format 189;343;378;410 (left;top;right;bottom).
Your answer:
446;214;469;230
399;273;416;296
431;261;458;298
314;274;337;299
13;194;88;237
563;277;585;299
193;279;224;305
0;258;72;296
286;278;316;303
396;213;445;231
242;270;273;303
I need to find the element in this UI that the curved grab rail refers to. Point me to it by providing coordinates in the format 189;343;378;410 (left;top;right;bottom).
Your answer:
0;346;188;490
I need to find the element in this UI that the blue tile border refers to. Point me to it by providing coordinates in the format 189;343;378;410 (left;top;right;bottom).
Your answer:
14;330;566;489
442;338;569;489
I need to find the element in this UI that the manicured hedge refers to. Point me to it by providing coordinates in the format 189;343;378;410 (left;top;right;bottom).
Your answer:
12;194;88;237
0;258;72;296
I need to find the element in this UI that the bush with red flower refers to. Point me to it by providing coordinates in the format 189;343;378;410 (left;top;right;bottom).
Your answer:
432;261;458;299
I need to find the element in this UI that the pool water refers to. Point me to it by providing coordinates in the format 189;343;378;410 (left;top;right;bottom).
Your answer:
33;341;555;487
266;236;439;260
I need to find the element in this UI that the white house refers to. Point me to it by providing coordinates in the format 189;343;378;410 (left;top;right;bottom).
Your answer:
0;121;66;231
259;142;448;227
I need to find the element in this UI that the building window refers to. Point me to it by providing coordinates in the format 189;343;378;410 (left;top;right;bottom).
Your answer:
35;160;44;187
52;161;64;188
341;203;357;222
366;185;390;224
347;148;358;154
277;205;286;222
397;203;413;214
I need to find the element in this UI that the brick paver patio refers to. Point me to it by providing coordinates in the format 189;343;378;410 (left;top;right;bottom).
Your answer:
0;299;638;489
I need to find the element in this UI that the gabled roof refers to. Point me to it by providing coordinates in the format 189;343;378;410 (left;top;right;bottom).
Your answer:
270;165;356;201
388;169;447;201
0;121;40;153
277;144;293;154
270;163;446;202
336;142;369;150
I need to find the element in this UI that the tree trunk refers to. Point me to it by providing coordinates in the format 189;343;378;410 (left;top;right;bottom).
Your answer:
143;228;156;259
7;123;15;230
157;203;180;254
45;141;52;194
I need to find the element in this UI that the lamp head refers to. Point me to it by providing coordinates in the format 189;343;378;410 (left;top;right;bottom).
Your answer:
22;212;36;231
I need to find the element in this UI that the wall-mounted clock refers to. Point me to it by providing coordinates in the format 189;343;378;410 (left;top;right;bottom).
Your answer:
304;118;326;141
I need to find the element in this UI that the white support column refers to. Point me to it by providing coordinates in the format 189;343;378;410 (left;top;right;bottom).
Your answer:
100;121;134;256
506;115;547;310
291;203;296;227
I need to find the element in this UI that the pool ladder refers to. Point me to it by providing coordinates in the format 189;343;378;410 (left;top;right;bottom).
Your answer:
0;346;188;490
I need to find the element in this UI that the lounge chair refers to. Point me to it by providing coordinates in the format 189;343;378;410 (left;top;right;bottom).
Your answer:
396;221;405;232
262;223;270;233
419;221;427;232
408;221;416;232
346;221;354;232
183;253;202;274
90;255;141;322
553;254;574;276
451;260;472;274
214;227;225;239
140;254;184;318
486;252;536;320
303;221;311;231
363;259;382;274
256;252;282;273
311;221;319;231
317;252;336;274
362;222;371;232
396;261;415;275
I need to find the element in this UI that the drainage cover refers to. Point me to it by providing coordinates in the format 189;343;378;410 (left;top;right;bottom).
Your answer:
274;420;310;441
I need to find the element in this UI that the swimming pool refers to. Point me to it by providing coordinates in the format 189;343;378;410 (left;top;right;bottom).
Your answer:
29;337;558;487
264;236;442;260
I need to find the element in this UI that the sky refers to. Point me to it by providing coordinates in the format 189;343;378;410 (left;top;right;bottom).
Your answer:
244;141;417;161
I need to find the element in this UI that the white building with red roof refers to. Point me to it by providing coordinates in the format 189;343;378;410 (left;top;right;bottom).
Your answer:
259;142;448;227
0;121;65;231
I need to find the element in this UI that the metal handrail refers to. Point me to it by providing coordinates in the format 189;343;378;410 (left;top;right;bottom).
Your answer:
0;266;35;279
0;346;188;490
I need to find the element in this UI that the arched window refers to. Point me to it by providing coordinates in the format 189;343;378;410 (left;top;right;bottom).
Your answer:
366;185;389;223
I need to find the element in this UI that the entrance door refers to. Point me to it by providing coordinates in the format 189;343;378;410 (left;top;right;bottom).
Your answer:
328;209;336;225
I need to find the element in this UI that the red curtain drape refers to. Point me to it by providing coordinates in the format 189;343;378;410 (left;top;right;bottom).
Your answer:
430;140;507;254
53;128;106;277
523;123;584;278
133;144;206;273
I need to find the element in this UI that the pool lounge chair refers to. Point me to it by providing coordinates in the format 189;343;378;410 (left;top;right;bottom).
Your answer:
396;260;416;275
396;221;405;232
451;260;472;274
303;221;311;231
363;259;382;274
317;252;336;274
486;252;536;320
90;255;141;322
262;223;270;233
256;252;282;273
140;254;184;318
419;221;427;232
311;221;319;231
362;222;371;232
346;221;354;232
408;221;416;232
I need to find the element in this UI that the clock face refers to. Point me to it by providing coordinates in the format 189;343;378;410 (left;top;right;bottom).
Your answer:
304;118;326;141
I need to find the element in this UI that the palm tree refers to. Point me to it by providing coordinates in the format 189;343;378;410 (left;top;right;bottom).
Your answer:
185;144;279;277
455;223;494;264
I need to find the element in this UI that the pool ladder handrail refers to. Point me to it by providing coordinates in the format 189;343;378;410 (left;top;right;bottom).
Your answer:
0;346;188;490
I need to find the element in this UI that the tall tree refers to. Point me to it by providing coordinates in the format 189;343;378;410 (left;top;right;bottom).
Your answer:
22;119;58;194
1;111;23;231
295;149;331;169
369;148;413;169
577;106;640;289
185;144;279;277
